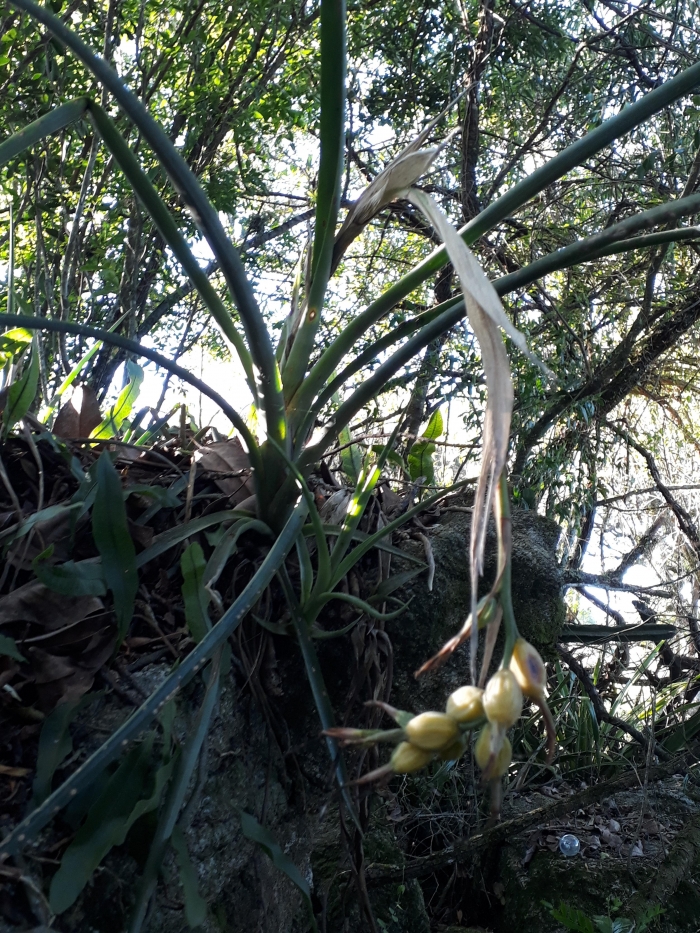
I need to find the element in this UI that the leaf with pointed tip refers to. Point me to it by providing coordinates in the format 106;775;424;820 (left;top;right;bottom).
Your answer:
0;633;25;662
180;543;211;644
92;451;138;641
2;335;39;437
171;825;208;928
49;734;173;914
90;360;144;439
239;810;310;899
33;557;107;597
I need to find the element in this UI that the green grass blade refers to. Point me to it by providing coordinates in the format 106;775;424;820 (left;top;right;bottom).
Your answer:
0;98;88;167
180;543;212;644
10;0;286;449
282;0;346;400
90;359;143;439
42;312;129;422
0;497;308;859
328;460;380;577
87;103;256;400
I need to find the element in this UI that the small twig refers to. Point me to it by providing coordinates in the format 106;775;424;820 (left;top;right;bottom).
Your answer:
184;454;197;524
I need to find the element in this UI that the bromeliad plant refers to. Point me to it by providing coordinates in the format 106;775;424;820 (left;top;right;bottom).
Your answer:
3;0;700;919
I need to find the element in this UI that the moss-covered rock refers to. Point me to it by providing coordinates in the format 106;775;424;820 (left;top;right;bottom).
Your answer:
389;504;565;711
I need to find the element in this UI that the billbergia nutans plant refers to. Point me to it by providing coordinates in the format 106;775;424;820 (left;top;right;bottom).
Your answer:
2;0;700;925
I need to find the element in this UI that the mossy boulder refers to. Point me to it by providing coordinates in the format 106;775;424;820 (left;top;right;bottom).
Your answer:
389;504;565;711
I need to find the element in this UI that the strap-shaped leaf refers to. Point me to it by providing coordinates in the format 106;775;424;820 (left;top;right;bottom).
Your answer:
0;498;307;859
32;699;83;807
135;510;254;569
92;451;138;640
2;335;38;437
171;826;208;928
90;360;144;439
239;810;311;898
33;557;107;597
49;734;173;914
180;543;211;644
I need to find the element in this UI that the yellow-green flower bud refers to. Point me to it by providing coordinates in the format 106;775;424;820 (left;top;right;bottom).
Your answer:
404;711;459;751
483;669;523;727
445;685;485;724
390;741;433;773
509;637;547;699
474;723;512;778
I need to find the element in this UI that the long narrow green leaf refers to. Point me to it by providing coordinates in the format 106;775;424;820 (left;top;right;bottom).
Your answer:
0;313;259;468
0;98;88;166
0;502;81;546
2;335;38;437
32;699;82;807
49;735;173;914
92;451;138;641
90;360;144;439
9;0;286;449
329;460;380;577
87;103;256;400
495;191;700;296
171;826;208;928
291;58;700;412
129;655;222;933
42;312;130;422
135;509;254;569
180;543;211;644
0;498;308;859
33;557;107;597
282;0;346;400
239;809;318;931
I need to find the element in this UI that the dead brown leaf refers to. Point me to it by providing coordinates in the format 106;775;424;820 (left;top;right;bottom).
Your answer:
53;385;102;439
0;580;103;630
0;764;31;777
195;437;253;505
